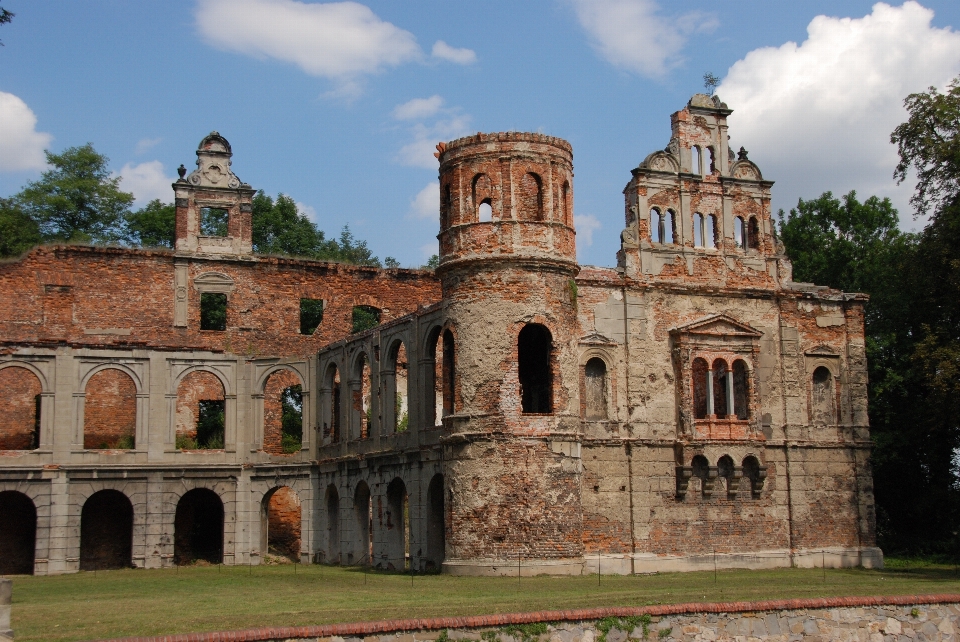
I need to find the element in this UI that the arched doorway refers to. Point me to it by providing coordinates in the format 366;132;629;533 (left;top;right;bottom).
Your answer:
426;474;445;570
353;481;372;565
80;489;133;570
174;488;223;564
325;484;340;563
384;478;408;570
261;486;301;562
0;491;36;575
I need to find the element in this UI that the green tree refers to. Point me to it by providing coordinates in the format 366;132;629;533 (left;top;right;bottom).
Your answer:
16;144;134;244
892;77;960;217
0;5;13;46
330;225;380;267
252;191;327;257
125;199;176;248
0;197;41;257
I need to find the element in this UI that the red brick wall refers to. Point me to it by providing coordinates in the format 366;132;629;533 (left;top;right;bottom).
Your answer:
262;369;302;455
84;368;137;449
176;371;225;437
267;486;301;559
0;246;440;358
0;366;42;450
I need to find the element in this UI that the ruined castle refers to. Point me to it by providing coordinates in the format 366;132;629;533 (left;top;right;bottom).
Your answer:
0;95;880;576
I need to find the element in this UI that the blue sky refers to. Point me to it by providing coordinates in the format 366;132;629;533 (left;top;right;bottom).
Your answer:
2;1;959;267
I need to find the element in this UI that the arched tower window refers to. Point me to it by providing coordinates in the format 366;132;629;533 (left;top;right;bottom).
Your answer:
706;214;717;249
811;366;835;425
561;180;571;225
748;217;760;250
518;324;553;413
692;357;708;419
712;358;728;417
733;359;750;420
693;213;704;247
663;209;676;244
441;184;451;228
442;329;456;417
473;173;493;221
734;217;746;249
518;172;543;221
650;208;663;243
583;357;607;420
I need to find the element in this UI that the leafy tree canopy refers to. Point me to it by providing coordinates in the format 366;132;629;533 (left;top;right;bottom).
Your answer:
892;77;960;217
16;144;134;244
0;198;41;258
125;199;176;248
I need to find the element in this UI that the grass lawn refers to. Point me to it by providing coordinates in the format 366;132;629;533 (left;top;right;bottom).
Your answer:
6;559;960;642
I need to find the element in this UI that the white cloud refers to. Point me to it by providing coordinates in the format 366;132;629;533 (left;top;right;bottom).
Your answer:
393;95;444;120
575;213;601;247
0;91;52;172
296;201;318;223
135;137;162;155
195;0;422;94
396;113;471;169
118;161;175;206
717;1;960;224
569;0;717;78
409;181;439;219
431;40;476;65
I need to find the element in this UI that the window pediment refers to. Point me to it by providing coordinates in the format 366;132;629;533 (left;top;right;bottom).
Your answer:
669;314;763;339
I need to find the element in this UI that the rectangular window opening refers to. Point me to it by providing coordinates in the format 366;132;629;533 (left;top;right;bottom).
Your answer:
199;207;229;237
200;292;227;331
300;298;324;335
351;305;381;334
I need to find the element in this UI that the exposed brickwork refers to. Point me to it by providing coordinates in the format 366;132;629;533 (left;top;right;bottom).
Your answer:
262;369;303;455
84;368;137;449
266;486;301;559
0;366;40;450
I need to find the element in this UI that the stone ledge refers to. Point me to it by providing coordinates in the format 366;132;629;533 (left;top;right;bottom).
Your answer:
94;593;960;642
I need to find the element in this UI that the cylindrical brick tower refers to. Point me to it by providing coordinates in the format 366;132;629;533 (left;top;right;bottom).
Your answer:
436;132;584;575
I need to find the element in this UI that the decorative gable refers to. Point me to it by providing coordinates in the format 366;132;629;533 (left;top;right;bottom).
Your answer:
669;314;763;339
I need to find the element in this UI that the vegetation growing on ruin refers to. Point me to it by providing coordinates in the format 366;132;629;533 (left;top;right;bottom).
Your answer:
778;76;960;558
9;561;960;642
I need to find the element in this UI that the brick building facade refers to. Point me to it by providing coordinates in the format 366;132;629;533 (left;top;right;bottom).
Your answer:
0;96;880;576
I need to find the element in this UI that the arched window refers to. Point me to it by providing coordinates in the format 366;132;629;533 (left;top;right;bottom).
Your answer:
706;214;717;249
478;200;493;222
691;454;710;497
712;359;728;417
693;213;704;247
386;342;410;433
442;329;456;417
84;368;137;450
734;217;746;249
0;366;42;450
749;217;760;250
717;455;735;496
176;370;225;450
583;357;608;420
518;324;553;413
324;364;341;443
692;357;709;419
561;181;572;225
650;208;663;243
263;369;303;454
691;146;702;176
440;184;451;228
355;353;372;440
663;210;676;244
707;146;716;173
811;366;835;425
518;172;543;221
742;455;764;499
733;359;750;419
